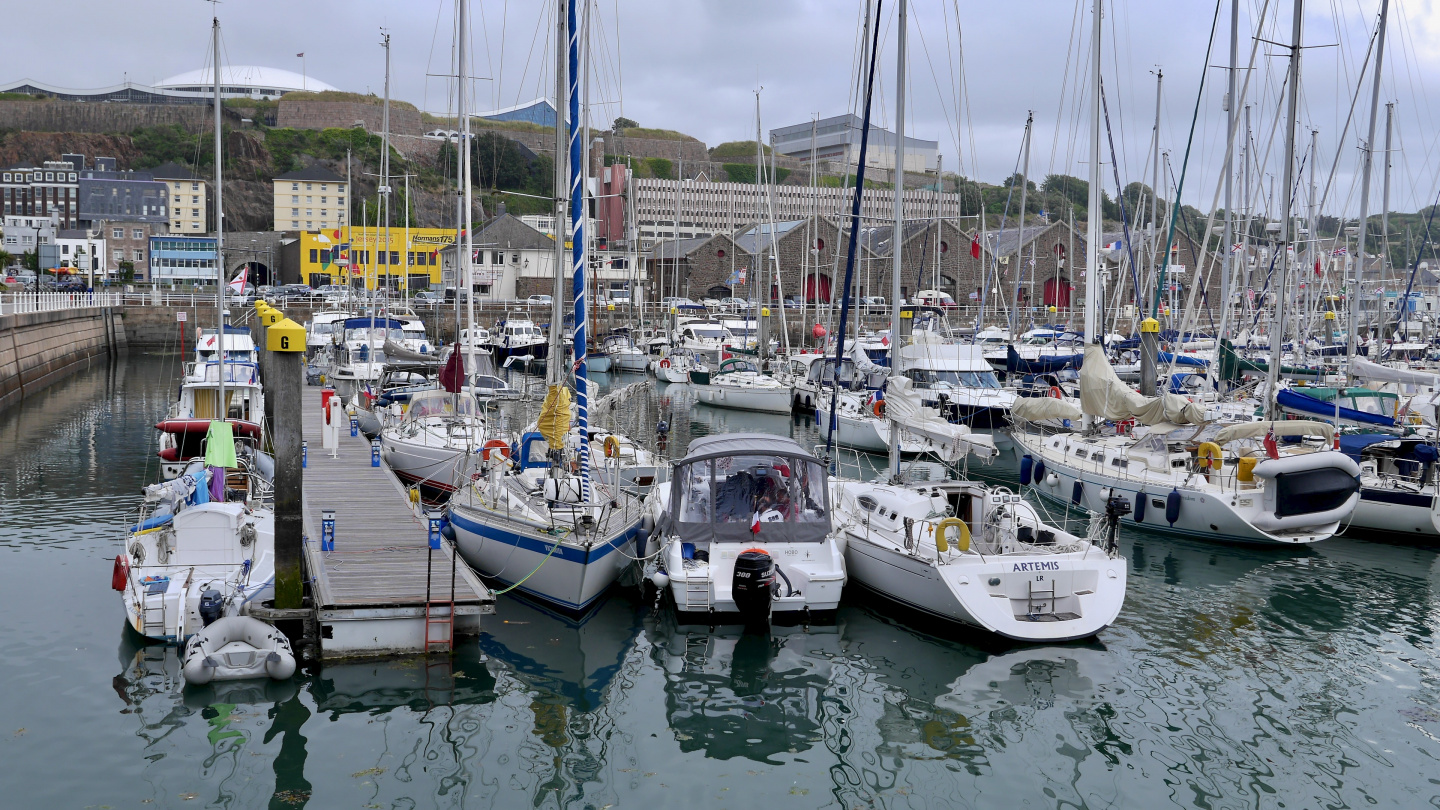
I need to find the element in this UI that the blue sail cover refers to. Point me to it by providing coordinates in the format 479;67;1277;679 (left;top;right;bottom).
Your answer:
1006;344;1082;374
1158;351;1208;368
1276;388;1398;427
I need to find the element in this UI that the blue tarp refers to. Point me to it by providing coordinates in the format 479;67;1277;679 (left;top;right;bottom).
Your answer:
1277;388;1399;427
1158;351;1209;368
1006;344;1082;374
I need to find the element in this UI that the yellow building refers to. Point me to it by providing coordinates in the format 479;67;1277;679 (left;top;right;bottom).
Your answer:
272;165;347;232
291;226;455;289
152;162;208;233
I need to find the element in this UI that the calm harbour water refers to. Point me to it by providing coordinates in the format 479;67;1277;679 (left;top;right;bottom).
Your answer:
3;354;1440;809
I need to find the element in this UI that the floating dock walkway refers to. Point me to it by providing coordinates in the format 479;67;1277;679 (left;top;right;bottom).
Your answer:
300;386;494;658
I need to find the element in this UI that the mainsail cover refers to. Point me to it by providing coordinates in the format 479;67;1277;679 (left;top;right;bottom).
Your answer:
1079;344;1207;425
1010;396;1083;422
885;377;996;461
383;338;439;364
537;385;572;450
1350;356;1440;387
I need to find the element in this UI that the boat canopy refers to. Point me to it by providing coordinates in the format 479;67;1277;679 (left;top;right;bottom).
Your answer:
1006;344;1082;374
404;389;478;420
1217;338;1323;381
1276;387;1399;427
670;433;831;544
1212;420;1335;445
1010;396;1082;422
1350;357;1440;388
1079;345;1207;425
344;317;406;330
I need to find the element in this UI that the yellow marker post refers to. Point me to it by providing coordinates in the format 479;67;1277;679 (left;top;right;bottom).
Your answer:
262;309;282;327
267;317;306;353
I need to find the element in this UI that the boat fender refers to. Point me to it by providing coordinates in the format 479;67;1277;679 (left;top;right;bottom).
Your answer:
650;570;670;588
111;555;129;591
1071;480;1083;505
933;517;969;553
439;515;456;542
1046;473;1059;487
1134;491;1146;522
1034;459;1045;483
1020;454;1034;486
1166;488;1182;525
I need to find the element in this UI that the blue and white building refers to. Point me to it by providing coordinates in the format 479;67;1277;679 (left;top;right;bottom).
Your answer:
149;235;219;286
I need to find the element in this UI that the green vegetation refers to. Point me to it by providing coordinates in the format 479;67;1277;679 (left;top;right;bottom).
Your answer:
128;125;213;170
0;92;45;102
723;163;791;185
710;140;771;159
611;116;638;131
434;131;554;217
281;91;418;111
618;127;697;142
263;127;401;175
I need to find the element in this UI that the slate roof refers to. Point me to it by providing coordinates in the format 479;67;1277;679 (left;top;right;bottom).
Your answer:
273;163;345;182
149;162;200;181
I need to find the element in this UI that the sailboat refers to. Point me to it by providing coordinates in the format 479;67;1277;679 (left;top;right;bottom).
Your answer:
448;0;643;612
1007;0;1361;547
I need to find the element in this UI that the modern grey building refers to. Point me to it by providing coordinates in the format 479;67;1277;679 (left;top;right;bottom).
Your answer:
770;113;938;174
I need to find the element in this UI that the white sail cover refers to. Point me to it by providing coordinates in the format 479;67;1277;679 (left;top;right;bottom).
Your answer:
1350;356;1440;388
1080;344;1207;425
886;377;996;461
1213;420;1335;445
383;339;438;364
1010;396;1083;422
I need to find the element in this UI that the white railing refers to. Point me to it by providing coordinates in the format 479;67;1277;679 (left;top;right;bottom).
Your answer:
0;291;122;317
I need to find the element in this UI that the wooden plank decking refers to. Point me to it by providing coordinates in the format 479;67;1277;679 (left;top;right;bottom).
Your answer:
300;387;492;611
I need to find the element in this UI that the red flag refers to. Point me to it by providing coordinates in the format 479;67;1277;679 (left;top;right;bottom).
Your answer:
750;511;761;534
1314;259;1322;277
1263;430;1279;460
439;347;465;393
970;236;981;259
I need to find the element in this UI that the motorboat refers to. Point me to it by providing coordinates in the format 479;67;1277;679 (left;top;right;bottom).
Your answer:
690;356;793;414
306;308;354;356
673;317;732;365
117;459;275;644
157;343;266;480
642;433;846;624
488;315;549;368
650;346;705;384
327;317;405;401
601;333;649;373
896;338;1016;428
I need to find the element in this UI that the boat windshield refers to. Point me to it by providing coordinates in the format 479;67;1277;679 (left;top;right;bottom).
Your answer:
906;369;1001;389
406;393;477;419
346;326;405;343
688;328;728;340
676;453;830;542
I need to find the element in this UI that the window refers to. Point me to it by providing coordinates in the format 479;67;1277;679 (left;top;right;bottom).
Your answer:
306;196;312;203
45;172;53;181
309;249;318;263
320;210;326;217
378;251;387;265
491;251;501;265
192;196;198;204
321;184;327;191
291;221;299;228
112;228;123;239
61;244;69;254
192;182;199;191
305;183;312;191
291;183;299;191
292;208;299;216
320;249;331;263
337;195;344;206
113;249;122;261
306;210;312;217
132;249;144;261
133;229;143;240
191;222;200;230
291;195;299;204
337;184;345;193
320;197;326;204
306;222;313;229
192;209;199;217
390;251;399;265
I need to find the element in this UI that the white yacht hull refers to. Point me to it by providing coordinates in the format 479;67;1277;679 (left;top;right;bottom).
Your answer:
662;539;845;620
692;382;793;413
380;434;473;494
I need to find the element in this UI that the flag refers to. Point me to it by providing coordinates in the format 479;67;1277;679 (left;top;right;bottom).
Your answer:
1314;259;1322;276
1263;429;1279;460
750;511;761;534
227;266;248;293
439;347;465;393
1332;247;1348;256
970;236;981;259
296;52;305;58
1231;243;1245;253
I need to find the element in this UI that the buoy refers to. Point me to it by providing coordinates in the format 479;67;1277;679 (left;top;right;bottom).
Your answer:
812;323;827;339
872;399;885;418
482;439;511;461
1071;480;1083;505
1045;473;1059;486
933;517;970;553
111;555;129;591
1166;488;1182;525
1134;491;1146;522
660;358;671;368
604;434;622;458
650;570;670;588
1020;454;1034;486
1196;441;1223;473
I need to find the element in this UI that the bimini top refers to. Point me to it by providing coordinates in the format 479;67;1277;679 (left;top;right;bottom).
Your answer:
683;433;811;462
671;433;830;544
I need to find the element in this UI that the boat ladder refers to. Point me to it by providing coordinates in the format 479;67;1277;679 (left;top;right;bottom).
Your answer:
142;592;167;639
1027;578;1056;617
424;528;458;652
683;578;711;611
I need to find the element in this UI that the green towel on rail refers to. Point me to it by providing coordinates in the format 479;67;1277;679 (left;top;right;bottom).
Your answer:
204;420;238;469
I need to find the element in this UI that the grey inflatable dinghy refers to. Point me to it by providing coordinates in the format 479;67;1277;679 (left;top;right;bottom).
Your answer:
182;615;297;684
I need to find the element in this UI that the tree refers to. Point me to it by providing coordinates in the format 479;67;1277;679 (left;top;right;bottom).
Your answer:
612;116;638;131
20;249;39;273
0;249;12;269
117;260;135;282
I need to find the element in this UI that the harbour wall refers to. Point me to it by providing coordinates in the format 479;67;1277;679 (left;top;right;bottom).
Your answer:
0;308;127;412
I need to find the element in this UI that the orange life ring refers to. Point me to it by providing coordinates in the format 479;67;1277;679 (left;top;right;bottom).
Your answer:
481;439;511;461
1049;385;1064;399
872;399;885;418
111;554;129;591
660;358;671;368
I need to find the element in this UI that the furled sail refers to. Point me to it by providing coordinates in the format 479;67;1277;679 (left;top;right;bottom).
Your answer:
1079;344;1206;425
1350;356;1440;388
537;385;572;450
885;377;996;461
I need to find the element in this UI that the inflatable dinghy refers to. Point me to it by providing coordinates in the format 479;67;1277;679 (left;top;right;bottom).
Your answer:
182;616;296;684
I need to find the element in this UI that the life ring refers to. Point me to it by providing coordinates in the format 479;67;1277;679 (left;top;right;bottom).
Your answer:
111;554;129;591
932;517;970;553
660;358;671;368
1196;441;1223;472
481;439;511;461
1049;385;1064;399
872;399;885;418
604;435;622;458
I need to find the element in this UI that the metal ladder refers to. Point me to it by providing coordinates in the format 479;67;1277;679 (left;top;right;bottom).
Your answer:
142;592;167;638
424;530;458;652
684;578;711;611
1027;578;1056;616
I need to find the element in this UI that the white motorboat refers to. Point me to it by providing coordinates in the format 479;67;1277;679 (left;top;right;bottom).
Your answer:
896;337;1016;428
673;317;732;365
642;434;846;624
601;333;649;373
379;387;486;498
305;308;354;356
690;356;793;414
117;462;275;644
831;477;1126;641
487;315;549;367
327;316;404;401
157;336;266;480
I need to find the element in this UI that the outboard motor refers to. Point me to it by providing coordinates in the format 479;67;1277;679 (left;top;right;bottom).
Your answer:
198;589;224;627
732;549;776;625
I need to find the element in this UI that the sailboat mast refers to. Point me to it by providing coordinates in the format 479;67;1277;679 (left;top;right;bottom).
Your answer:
888;0;907;480
1010;113;1032;335
459;1;476;378
569;0;591;498
1214;3;1236;391
1147;70;1162;305
1380;101;1393;327
1349;0;1389;376
1264;0;1303;421
547;0;567;387
1082;0;1103;431
381;31;391;303
213;16;225;417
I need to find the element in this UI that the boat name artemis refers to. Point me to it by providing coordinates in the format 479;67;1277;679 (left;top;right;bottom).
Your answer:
1013;561;1061;572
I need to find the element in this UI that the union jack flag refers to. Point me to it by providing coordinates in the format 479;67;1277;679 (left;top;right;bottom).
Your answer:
1332;247;1348;256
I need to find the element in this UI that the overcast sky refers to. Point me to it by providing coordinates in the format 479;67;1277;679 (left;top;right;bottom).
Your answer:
12;0;1440;218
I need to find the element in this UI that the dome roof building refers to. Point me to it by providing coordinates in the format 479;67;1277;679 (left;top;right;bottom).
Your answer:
154;66;337;100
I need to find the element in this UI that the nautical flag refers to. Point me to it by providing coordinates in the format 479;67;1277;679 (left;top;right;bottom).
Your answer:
1314;259;1322;276
296;53;305;58
971;235;981;259
750;511;761;534
1263;429;1279;460
1231;243;1245;253
227;266;248;293
439;346;465;393
1332;247;1348;256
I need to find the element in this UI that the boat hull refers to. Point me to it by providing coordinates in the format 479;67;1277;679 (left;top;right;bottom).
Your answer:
692;382;793;413
379;434;472;496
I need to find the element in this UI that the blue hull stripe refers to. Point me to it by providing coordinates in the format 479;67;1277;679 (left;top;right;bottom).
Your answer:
447;509;640;566
1360;488;1433;508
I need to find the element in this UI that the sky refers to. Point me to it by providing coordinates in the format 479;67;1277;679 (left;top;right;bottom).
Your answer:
12;0;1440;220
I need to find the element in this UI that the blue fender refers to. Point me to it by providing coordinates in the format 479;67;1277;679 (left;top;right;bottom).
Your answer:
1166;488;1182;525
1020;455;1034;486
1134;491;1146;522
1071;480;1083;505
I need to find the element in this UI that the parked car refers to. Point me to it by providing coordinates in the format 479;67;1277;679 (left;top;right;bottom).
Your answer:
859;296;886;311
277;284;316;301
701;297;722;309
413;290;445;305
527;294;553;306
717;297;751;312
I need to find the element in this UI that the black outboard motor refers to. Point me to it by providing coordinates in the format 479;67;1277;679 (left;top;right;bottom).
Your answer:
198;589;224;627
732;549;776;624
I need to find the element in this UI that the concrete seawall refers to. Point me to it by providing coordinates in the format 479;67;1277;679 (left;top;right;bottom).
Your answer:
0;308;127;412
